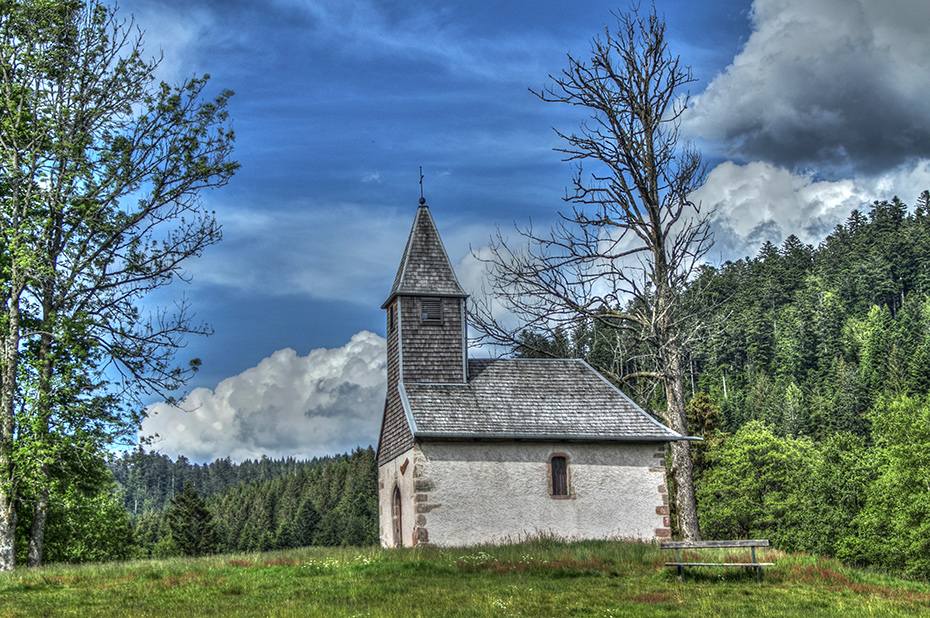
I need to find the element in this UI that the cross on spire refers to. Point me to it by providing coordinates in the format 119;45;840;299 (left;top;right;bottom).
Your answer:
418;166;426;206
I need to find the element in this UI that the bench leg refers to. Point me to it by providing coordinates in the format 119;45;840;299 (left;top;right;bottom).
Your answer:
675;549;685;582
752;547;761;583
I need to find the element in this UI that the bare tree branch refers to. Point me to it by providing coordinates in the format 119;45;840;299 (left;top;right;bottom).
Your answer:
470;5;709;540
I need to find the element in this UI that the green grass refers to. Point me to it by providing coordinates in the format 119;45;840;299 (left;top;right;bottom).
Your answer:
0;540;928;617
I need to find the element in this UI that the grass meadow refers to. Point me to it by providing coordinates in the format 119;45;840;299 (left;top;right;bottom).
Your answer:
1;539;928;617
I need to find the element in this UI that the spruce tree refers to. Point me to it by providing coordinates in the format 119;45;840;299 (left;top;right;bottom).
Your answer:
165;483;218;557
293;498;320;547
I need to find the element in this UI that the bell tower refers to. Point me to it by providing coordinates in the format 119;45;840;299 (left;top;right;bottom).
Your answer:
381;198;468;387
377;197;468;466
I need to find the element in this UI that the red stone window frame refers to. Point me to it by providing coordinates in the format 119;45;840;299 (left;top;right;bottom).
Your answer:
548;453;572;499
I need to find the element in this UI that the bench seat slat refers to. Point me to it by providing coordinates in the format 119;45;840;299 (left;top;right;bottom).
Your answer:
664;562;775;567
660;539;770;549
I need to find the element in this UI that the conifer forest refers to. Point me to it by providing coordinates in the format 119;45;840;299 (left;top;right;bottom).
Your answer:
22;447;378;564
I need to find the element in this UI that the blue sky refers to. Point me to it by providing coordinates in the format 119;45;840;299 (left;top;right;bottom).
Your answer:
125;0;930;462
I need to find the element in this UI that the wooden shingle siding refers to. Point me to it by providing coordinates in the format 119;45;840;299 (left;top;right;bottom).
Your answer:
400;296;466;384
377;394;414;463
378;299;414;463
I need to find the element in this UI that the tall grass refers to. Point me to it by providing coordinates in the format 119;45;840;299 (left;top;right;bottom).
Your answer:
1;540;928;617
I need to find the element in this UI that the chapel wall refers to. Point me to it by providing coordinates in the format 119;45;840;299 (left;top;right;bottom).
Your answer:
377;445;421;548
412;441;669;546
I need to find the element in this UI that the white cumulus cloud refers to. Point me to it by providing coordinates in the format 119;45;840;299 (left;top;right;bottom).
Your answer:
142;331;386;462
693;159;930;261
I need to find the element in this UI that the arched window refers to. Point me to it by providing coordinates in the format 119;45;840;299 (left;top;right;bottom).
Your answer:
549;454;569;497
392;485;403;546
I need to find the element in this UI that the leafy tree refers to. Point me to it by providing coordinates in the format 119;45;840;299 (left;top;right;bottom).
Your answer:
697;421;817;550
15;450;135;564
841;395;930;578
0;0;237;568
40;485;135;564
802;432;872;558
165;482;218;557
471;4;709;541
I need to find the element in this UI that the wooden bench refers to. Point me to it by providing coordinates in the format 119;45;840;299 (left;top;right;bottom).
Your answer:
660;539;774;582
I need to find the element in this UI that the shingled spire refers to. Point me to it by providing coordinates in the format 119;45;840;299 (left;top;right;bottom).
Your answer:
383;200;467;385
382;202;467;306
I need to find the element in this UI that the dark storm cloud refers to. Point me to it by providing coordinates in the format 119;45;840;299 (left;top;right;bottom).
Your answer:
687;0;930;175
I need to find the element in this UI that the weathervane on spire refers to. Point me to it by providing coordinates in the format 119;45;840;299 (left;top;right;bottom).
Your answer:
418;166;426;206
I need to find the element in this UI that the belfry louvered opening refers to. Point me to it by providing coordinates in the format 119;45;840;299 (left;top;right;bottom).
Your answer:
421;297;442;323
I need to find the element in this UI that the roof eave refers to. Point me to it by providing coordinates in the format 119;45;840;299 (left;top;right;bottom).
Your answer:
381;290;469;310
413;431;701;442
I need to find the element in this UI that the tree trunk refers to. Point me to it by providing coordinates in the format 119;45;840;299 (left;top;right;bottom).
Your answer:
27;475;49;567
0;281;24;571
27;298;56;568
665;348;702;541
0;494;15;571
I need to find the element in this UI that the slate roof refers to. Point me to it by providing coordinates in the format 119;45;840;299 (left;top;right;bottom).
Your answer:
401;358;684;441
382;204;466;308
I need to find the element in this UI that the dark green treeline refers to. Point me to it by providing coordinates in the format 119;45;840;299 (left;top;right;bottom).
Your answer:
109;446;378;557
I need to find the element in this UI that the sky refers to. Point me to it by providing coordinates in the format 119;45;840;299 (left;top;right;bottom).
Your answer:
122;0;930;463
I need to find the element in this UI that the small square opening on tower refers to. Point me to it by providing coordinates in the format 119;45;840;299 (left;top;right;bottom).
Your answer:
421;298;442;323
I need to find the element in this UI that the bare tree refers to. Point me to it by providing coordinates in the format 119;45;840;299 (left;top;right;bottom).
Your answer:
471;6;710;540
